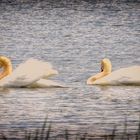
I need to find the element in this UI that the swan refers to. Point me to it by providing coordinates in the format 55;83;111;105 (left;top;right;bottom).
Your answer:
87;58;140;86
0;56;64;88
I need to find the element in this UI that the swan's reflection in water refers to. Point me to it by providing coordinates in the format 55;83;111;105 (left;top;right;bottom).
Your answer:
0;88;10;94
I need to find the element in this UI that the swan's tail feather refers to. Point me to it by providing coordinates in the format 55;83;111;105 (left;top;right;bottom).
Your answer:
42;69;58;79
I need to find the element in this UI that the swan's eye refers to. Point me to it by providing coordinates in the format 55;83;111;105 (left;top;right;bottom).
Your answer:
101;65;103;72
101;62;104;72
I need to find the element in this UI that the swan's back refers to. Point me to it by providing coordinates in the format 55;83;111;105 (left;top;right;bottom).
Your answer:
94;66;140;85
0;58;58;87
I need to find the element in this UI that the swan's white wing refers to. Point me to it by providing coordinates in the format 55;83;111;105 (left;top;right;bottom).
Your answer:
0;58;58;87
28;79;65;88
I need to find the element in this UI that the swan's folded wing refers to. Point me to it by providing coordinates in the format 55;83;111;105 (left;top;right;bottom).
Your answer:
0;58;58;87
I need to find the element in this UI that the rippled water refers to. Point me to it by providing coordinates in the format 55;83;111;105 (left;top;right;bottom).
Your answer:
0;0;140;138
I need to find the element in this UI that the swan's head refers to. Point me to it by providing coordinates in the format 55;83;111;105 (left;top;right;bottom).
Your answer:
0;56;12;79
101;58;112;74
87;58;112;85
0;56;12;67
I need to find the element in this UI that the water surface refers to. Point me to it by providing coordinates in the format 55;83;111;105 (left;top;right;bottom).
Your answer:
0;0;140;138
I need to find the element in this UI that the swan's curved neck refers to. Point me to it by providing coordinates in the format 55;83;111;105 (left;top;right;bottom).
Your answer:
0;56;12;80
87;58;112;84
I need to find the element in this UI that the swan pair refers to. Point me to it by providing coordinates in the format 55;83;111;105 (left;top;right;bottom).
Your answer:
0;56;140;88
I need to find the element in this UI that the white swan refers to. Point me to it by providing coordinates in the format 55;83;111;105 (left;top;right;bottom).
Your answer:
0;56;64;88
87;58;140;86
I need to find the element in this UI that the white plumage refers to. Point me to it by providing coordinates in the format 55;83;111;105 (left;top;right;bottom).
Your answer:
94;66;140;86
0;58;64;88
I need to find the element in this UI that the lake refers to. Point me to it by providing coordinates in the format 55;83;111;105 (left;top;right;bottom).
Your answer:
0;0;140;139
